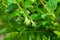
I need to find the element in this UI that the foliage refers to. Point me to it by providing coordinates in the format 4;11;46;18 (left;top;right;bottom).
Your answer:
0;0;60;40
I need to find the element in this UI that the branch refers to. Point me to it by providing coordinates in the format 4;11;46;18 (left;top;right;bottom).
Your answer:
16;1;22;10
40;0;60;23
40;0;51;13
2;0;8;8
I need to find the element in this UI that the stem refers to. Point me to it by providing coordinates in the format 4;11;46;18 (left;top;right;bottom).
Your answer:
16;1;22;10
40;0;60;23
2;0;8;8
43;0;47;3
40;0;51;13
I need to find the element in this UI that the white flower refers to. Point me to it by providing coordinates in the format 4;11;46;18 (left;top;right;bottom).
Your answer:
31;21;36;27
27;10;30;14
24;17;31;25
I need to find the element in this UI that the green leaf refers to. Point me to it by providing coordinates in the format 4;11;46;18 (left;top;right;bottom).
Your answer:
54;31;60;36
57;0;60;2
4;32;19;40
18;0;24;2
47;0;57;11
5;3;18;13
7;13;15;20
24;0;32;8
30;14;41;20
41;14;51;19
42;35;49;40
8;0;16;4
0;27;7;34
36;33;41;40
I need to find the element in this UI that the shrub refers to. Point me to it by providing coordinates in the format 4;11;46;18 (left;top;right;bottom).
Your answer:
0;0;60;40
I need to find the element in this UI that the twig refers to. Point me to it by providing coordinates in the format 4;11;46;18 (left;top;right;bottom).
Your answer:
2;0;8;8
40;0;60;23
40;0;51;13
16;1;22;10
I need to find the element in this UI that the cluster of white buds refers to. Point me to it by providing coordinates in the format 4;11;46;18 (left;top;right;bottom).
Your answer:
24;17;36;27
24;17;31;25
31;20;36;27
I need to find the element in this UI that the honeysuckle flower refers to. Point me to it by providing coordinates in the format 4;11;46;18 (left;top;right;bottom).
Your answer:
31;20;36;27
24;17;31;25
27;10;30;14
